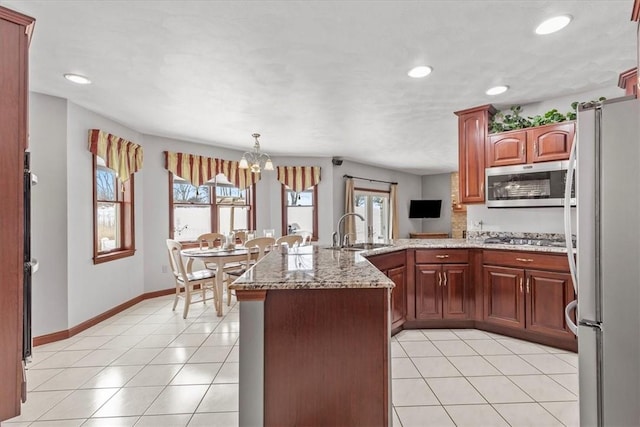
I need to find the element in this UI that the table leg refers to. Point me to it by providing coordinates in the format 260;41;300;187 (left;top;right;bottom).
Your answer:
215;261;224;317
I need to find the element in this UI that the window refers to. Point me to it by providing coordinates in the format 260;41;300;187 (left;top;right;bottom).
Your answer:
354;189;390;243
93;156;135;263
169;173;255;242
282;185;317;239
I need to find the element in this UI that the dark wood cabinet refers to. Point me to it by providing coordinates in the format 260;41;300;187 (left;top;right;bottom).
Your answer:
455;105;496;203
486;130;527;167
526;269;574;340
415;250;469;320
0;6;34;422
486;122;575;167
367;251;407;330
483;265;525;329
482;250;576;350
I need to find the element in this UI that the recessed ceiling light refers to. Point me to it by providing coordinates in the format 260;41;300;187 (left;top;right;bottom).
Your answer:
408;66;433;78
486;85;509;96
63;73;92;85
535;15;572;35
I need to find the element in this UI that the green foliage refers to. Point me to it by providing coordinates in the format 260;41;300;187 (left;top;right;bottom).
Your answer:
488;97;606;134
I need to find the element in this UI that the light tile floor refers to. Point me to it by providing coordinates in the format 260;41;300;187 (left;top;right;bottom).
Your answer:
4;295;579;426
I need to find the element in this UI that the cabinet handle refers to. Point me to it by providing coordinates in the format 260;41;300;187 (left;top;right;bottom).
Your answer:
526;277;530;294
435;255;449;259
521;144;525;157
443;271;448;287
534;141;538;155
515;257;534;263
438;271;442;287
519;277;523;293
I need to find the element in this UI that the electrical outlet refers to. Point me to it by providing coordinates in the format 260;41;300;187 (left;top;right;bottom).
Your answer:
161;265;169;274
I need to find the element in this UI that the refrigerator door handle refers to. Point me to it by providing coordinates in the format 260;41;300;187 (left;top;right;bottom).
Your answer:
565;299;578;335
579;318;603;330
564;130;577;293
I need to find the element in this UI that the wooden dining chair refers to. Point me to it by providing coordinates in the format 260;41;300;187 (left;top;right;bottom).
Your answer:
225;237;276;306
166;239;217;319
233;230;247;245
276;234;303;247
196;232;225;249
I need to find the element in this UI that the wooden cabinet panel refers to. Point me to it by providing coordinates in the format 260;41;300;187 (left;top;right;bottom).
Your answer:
483;266;525;329
526;269;575;339
486;131;527;167
415;264;442;320
443;264;468;319
455;105;496;204
388;265;407;330
527;122;575;163
0;6;34;422
368;251;407;330
415;249;469;264
483;250;569;272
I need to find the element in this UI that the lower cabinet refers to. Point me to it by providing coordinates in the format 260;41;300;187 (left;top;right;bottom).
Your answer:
416;264;468;320
367;251;407;330
483;250;576;345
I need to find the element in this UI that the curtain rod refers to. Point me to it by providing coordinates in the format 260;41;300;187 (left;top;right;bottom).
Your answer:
343;174;397;185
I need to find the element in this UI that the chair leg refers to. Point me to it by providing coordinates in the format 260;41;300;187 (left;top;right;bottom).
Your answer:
202;284;206;304
172;285;179;311
183;287;191;319
227;283;232;306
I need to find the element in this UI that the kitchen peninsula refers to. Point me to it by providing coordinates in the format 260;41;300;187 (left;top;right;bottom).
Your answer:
230;238;575;426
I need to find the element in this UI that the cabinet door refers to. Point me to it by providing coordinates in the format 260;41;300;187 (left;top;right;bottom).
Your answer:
415;264;442;320
455;105;495;204
483;265;525;329
486;131;527;167
442;264;468;319
525;269;575;339
388;265;407;329
527;122;575;163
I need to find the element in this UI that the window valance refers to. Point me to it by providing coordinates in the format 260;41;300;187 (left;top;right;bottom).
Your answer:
164;151;260;190
88;129;143;182
276;166;321;192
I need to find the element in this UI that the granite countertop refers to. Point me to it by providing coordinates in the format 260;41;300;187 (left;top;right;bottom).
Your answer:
229;245;394;291
229;238;572;291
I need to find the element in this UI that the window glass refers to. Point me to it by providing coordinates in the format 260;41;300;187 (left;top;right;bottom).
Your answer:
354;190;390;243
284;188;316;236
93;156;135;263
170;173;254;241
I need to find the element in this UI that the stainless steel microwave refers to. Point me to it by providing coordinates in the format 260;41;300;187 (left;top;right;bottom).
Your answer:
485;161;575;208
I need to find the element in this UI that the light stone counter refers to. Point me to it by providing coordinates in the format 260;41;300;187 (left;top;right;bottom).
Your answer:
229;238;571;292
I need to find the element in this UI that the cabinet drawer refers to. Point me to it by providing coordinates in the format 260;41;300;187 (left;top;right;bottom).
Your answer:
483;250;569;271
416;249;469;264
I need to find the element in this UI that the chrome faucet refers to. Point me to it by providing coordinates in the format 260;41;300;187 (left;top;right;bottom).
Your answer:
334;212;365;248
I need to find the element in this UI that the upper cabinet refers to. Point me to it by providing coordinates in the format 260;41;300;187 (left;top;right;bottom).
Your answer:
454;105;496;204
487;122;575;167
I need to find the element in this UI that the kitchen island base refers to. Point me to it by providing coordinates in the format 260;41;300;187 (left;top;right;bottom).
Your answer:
236;287;391;427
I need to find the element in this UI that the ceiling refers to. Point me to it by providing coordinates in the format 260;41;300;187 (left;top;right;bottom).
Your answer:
4;0;637;175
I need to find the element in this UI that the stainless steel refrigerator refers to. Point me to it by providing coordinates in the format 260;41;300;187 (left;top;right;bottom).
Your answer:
564;96;640;426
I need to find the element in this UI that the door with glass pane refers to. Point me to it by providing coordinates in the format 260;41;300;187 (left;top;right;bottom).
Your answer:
354;190;390;243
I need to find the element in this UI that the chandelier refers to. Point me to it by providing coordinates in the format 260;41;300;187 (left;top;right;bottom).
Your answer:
239;133;274;173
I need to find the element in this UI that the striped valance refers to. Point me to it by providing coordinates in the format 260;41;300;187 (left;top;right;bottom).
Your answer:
88;129;143;182
164;151;260;190
276;166;321;192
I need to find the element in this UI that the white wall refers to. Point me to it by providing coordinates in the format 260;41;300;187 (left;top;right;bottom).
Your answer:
331;160;423;239
468;86;626;234
29;93;69;336
65;103;146;327
421;173;451;234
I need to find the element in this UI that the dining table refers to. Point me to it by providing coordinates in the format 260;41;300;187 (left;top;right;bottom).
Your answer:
181;245;260;317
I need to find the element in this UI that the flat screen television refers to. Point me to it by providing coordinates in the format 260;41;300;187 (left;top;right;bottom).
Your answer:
409;199;442;218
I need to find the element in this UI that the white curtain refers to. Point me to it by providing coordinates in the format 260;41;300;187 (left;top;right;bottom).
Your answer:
390;183;399;239
344;178;356;243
